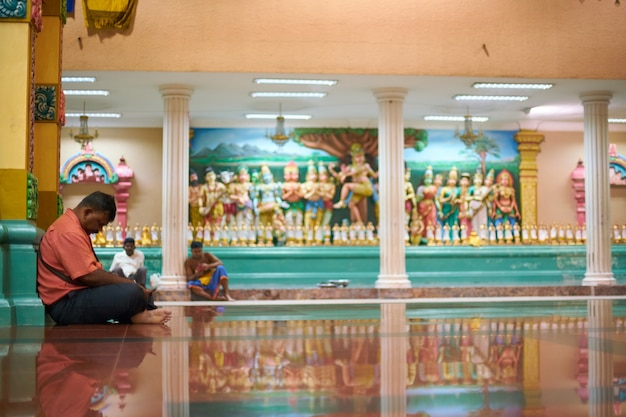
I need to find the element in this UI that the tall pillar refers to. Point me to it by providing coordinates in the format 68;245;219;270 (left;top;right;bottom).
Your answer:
514;130;544;226
33;0;63;230
379;303;407;417
580;92;615;286
0;0;46;326
158;85;193;290
586;299;614;417
374;88;410;289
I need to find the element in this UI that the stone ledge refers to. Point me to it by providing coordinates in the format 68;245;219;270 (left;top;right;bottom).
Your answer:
154;285;626;302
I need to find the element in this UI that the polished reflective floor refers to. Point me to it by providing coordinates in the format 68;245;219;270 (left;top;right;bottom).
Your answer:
3;297;626;417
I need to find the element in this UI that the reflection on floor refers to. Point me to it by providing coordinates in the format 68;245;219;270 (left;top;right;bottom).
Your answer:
4;299;626;417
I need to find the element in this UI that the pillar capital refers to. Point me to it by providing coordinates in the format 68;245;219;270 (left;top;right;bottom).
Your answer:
579;91;612;104
373;87;407;102
159;84;194;99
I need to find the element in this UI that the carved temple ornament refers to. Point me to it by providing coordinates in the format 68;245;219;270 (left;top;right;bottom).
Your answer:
59;142;135;234
570;144;626;226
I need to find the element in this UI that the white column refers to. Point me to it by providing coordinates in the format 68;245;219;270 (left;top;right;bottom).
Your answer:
159;85;193;289
580;92;615;286
587;299;614;417
379;303;407;417
374;88;411;288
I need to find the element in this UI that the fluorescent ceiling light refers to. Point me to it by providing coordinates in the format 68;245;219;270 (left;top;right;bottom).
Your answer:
473;82;553;90
454;94;528;102
61;76;97;83
424;115;488;122
245;113;312;120
609;118;626;123
254;78;337;86
63;90;110;96
250;91;327;98
66;112;121;118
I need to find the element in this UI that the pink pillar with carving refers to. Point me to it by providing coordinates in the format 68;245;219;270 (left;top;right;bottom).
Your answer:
571;159;586;227
112;157;134;238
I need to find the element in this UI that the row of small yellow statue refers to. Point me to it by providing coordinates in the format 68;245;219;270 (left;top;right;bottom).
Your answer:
93;221;626;248
92;223;161;247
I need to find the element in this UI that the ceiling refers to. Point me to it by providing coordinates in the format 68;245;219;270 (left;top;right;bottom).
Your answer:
61;71;626;133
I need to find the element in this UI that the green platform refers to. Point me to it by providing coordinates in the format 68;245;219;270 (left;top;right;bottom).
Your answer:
95;244;626;288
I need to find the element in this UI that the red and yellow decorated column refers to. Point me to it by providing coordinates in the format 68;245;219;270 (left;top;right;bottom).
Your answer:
34;0;64;229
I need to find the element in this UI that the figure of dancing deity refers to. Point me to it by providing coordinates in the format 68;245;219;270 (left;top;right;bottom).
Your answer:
317;162;336;228
438;167;461;240
332;143;378;224
281;161;304;229
493;169;520;227
252;165;284;227
231;165;255;232
301;160;324;230
199;167;227;229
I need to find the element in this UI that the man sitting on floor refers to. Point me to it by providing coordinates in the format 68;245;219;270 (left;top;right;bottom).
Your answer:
184;241;235;301
110;237;148;287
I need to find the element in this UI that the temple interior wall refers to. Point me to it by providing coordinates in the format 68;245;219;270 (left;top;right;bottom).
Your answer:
60;127;626;228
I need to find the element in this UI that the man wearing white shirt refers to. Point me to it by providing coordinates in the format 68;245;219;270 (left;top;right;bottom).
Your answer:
110;237;147;287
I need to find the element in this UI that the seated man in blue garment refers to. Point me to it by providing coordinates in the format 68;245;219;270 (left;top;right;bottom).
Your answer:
184;241;235;301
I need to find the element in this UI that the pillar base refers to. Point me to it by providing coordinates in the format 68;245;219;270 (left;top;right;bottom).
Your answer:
582;272;616;286
155;274;188;290
375;274;411;289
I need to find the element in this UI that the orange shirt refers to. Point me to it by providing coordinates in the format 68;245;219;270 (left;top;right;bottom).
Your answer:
37;209;100;305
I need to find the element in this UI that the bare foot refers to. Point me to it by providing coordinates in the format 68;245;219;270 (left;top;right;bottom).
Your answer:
226;294;235;301
131;308;172;324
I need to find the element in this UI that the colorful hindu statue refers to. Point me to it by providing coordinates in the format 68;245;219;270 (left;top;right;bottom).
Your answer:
252;165;284;227
438;166;460;240
415;166;439;244
332;143;378;224
199;167;227;229
281;161;304;229
404;167;418;227
457;171;472;235
219;170;237;228
493;169;520;227
467;169;490;234
231;164;255;232
317;162;336;228
301;160;324;231
188;171;203;228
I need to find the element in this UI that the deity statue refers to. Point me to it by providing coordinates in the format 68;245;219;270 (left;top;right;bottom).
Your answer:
317;162;336;228
252;165;284;227
199;167;227;229
114;222;124;246
466;170;491;234
415;166;439;245
301;160;324;231
457;172;472;233
404;167;417;227
188;171;203;228
332;143;378;224
150;222;160;246
281;161;304;229
437;167;460;240
219;170;237;228
492;169;520;227
232;165;255;232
